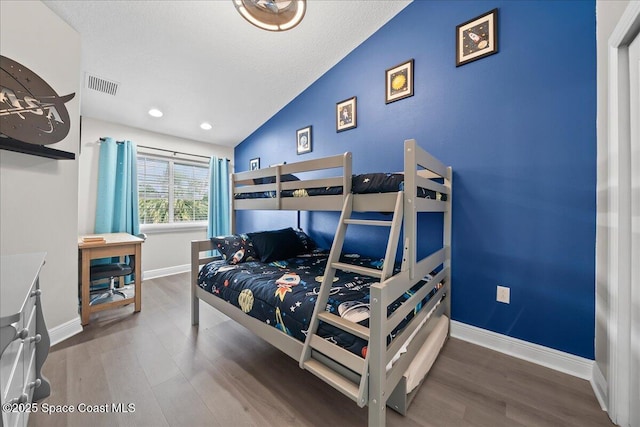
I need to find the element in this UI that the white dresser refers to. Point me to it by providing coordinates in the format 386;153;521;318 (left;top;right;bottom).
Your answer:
1;253;51;427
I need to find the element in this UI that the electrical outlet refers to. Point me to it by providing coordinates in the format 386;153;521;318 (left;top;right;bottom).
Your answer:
497;285;510;304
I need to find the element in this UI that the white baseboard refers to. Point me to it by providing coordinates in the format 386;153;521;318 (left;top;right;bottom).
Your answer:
49;316;83;347
143;264;190;280
450;320;594;380
591;362;608;411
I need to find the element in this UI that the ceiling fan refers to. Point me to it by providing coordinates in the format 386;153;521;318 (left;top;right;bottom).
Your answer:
233;0;307;32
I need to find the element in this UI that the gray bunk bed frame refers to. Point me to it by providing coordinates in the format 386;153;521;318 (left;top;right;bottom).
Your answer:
191;139;452;427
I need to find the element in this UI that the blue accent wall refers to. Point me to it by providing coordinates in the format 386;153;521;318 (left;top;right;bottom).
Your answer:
234;0;596;359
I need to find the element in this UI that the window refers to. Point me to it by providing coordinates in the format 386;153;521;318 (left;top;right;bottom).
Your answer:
137;154;209;225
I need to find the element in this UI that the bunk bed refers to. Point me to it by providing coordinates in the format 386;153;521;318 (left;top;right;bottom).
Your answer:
191;139;452;427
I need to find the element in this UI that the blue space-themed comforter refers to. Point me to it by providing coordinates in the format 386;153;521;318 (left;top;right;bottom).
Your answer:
197;251;441;358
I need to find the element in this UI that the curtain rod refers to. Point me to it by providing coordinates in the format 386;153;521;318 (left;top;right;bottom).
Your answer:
98;137;227;161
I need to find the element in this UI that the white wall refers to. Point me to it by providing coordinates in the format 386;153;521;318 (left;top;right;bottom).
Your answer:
78;117;234;275
595;0;631;408
0;1;81;335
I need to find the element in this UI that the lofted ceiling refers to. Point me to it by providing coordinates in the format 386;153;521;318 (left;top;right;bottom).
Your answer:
43;1;411;148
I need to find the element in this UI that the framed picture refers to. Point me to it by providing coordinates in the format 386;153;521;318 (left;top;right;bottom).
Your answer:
456;9;498;67
336;96;357;132
250;157;260;170
296;125;312;155
385;59;414;104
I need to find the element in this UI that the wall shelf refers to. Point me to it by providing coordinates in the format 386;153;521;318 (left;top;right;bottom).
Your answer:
0;137;75;160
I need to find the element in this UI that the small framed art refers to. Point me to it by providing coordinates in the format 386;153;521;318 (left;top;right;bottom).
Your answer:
385;59;414;104
456;9;498;67
296;126;312;155
250;157;260;170
336;96;357;132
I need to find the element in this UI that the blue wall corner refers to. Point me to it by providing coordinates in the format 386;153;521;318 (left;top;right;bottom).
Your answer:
234;0;597;359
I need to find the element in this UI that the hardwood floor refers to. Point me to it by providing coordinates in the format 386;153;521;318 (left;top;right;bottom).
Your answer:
30;273;613;427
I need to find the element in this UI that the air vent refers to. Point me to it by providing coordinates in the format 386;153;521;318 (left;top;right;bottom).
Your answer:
86;73;119;96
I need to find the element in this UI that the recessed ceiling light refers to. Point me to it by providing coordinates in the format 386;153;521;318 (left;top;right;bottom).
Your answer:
148;108;163;118
200;122;212;130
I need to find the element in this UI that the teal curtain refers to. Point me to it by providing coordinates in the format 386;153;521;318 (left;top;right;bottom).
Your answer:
96;138;140;235
95;137;140;282
208;156;230;238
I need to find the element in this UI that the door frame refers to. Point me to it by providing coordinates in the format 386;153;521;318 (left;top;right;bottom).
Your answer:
606;2;640;425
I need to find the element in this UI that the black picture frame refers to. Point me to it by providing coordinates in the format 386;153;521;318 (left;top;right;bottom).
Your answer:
385;59;414;104
250;157;260;170
456;9;498;67
336;96;357;132
296;125;312;154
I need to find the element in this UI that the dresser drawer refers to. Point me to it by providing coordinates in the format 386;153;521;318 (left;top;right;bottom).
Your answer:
22;306;37;361
1;330;24;403
1;403;20;427
22;285;38;331
1;329;19;394
23;346;37;407
1;339;25;409
0;286;35;391
1;252;50;427
22;306;39;399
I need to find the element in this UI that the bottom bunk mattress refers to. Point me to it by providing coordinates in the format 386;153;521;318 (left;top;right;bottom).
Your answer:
197;251;443;358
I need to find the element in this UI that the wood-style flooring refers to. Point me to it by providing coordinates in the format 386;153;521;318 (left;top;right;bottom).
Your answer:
30;273;614;427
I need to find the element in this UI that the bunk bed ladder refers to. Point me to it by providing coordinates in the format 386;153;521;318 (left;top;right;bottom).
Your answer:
299;192;404;408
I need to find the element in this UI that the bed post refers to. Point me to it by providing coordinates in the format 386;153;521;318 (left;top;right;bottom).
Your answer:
404;139;418;281
275;164;282;210
369;282;386;427
343;152;352;201
230;172;237;234
444;166;453;323
191;241;200;326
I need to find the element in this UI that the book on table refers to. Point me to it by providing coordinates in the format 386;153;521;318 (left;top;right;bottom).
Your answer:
82;235;106;243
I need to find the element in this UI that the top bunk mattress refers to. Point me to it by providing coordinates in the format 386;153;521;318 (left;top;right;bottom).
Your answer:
235;172;446;200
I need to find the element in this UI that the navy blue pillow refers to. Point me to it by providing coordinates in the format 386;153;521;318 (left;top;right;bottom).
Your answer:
247;227;306;263
253;174;299;185
352;173;404;194
210;234;258;264
294;229;317;252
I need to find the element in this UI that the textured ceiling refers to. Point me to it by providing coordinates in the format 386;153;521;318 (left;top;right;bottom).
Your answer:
43;1;411;147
